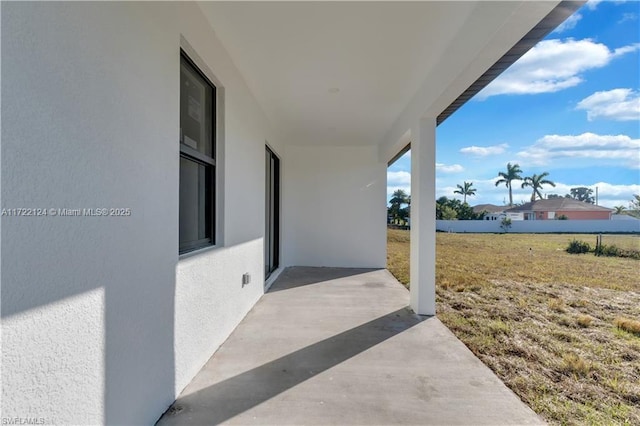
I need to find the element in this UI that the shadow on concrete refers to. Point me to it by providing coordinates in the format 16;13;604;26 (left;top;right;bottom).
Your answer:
157;306;428;425
266;266;385;293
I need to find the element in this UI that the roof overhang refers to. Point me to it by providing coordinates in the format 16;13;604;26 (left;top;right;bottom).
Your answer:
438;1;584;125
197;1;583;153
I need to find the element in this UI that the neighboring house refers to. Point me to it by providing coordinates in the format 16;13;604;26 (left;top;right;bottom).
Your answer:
506;211;526;221
1;1;581;424
472;204;524;221
505;199;613;220
473;204;506;221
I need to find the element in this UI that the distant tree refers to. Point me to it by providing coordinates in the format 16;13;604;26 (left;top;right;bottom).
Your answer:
457;202;482;220
438;205;458;220
500;216;512;233
388;189;409;223
390;189;409;207
398;206;410;222
435;196;484;220
614;205;627;215
453;181;477;204
436;196;448;220
521;172;555;202
495;163;523;206
626;195;640;219
626;211;640;219
569;187;595;204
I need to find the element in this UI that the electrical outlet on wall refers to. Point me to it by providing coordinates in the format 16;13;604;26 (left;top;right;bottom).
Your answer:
242;273;251;286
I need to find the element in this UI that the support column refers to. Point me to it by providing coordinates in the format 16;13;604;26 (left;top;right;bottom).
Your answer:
410;117;436;315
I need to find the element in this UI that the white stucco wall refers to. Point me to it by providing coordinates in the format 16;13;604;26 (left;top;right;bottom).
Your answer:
1;2;280;424
283;146;386;268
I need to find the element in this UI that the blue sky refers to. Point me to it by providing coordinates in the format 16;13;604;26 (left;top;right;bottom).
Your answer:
388;0;640;208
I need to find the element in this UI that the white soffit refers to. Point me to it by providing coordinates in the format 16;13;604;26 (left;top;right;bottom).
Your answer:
197;1;565;147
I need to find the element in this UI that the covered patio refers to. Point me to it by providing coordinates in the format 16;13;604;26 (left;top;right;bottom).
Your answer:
157;268;544;425
2;2;581;423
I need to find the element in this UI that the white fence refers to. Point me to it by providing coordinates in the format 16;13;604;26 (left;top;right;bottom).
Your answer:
436;219;640;234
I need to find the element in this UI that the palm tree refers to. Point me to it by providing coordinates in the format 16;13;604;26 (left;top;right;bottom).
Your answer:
389;189;409;208
453;181;477;204
495;163;523;206
388;189;409;223
521;172;556;202
614;205;626;215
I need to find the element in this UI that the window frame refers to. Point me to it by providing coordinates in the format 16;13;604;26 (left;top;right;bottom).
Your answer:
265;145;281;279
179;50;217;255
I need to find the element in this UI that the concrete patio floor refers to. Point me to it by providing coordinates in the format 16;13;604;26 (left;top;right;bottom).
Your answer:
157;267;545;425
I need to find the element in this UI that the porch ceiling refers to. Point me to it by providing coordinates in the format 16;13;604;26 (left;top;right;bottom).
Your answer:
198;1;567;147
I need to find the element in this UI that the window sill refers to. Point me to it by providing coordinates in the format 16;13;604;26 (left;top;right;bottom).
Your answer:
178;243;221;261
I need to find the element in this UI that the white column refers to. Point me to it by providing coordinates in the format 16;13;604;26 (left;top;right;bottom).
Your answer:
410;117;436;315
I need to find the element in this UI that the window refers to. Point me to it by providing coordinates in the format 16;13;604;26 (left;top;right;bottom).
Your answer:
265;146;280;279
179;52;216;254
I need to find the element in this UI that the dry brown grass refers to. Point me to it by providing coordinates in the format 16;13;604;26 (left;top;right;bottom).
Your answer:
599;235;640;252
561;353;592;377
387;229;640;426
614;317;640;336
386;228;410;284
577;314;593;328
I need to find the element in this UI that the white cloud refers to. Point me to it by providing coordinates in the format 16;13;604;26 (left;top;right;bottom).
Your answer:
576;88;640;121
613;44;640;57
387;170;411;200
387;170;411;186
586;0;603;10
460;143;508;157
589;181;640;198
477;39;640;99
547;4;636;34
586;0;630;11
540;182;640;208
618;12;638;24
553;12;582;34
517;132;640;168
436;163;464;173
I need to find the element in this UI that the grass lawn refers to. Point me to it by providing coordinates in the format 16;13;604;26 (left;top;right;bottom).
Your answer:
387;229;640;425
